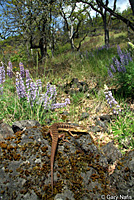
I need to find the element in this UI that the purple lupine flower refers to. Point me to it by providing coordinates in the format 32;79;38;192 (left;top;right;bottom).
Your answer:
0;66;3;95
36;93;46;105
36;79;42;97
104;85;121;115
0;67;3;84
110;64;116;73
36;79;42;89
46;82;51;94
42;83;57;110
119;53;125;67
1;62;5;83
112;56;116;65
124;53;129;66
127;52;132;62
43;95;50;110
45;83;57;103
51;102;66;110
25;69;31;89
25;69;31;102
114;58;122;72
19;62;25;78
28;81;38;106
16;72;26;99
121;65;126;73
40;83;70;111
98;45;106;51
49;85;57;102
108;69;113;78
117;45;132;66
25;69;32;102
51;98;70;110
117;45;122;57
65;98;70;104
8;61;13;78
7;61;13;78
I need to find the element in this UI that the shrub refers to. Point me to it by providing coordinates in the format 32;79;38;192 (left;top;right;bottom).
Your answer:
107;45;134;98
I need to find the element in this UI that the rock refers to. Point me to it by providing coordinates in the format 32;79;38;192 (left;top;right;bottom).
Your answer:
12;120;41;133
99;115;112;122
95;119;107;128
63;78;89;94
89;126;101;133
54;190;75;200
1;120;133;199
0;120;116;199
110;150;134;197
80;112;89;120
0;122;14;141
100;141;122;164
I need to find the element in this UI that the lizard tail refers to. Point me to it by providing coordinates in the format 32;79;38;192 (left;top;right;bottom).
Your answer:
51;137;58;194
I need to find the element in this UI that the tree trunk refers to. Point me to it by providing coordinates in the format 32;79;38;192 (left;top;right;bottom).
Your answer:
39;37;47;60
103;10;109;47
69;20;75;50
129;0;134;15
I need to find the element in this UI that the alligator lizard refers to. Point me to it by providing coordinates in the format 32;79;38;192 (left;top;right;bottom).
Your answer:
46;122;87;194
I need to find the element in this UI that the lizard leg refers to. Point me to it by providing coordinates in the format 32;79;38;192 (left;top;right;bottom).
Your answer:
59;133;71;144
68;130;77;137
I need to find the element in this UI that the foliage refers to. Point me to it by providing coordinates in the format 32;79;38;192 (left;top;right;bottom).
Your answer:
107;45;134;98
109;106;134;150
115;61;134;98
0;61;70;124
0;0;60;59
0;30;134;153
71;92;85;105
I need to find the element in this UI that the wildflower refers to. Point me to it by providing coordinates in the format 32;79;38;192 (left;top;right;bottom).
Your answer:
1;62;5;83
117;45;122;57
121;65;126;73
19;62;25;78
16;72;26;99
7;61;13;78
65;98;70;105
25;69;31;89
51;98;70;110
108;69;113;78
110;64;116;73
114;58;122;72
0;62;6;95
36;79;42;97
43;83;57;110
119;53;125;67
0;67;3;95
45;82;57;103
126;52;132;62
15;68;70;111
28;81;38;106
104;84;121;115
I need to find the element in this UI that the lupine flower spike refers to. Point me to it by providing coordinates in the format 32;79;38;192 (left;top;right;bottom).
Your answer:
104;84;121;115
19;62;25;78
0;62;6;95
7;61;13;78
15;72;26;99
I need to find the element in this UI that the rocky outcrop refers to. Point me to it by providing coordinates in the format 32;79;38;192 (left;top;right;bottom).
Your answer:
0;120;133;200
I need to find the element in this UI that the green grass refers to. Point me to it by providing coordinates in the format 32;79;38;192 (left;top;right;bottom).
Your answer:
0;31;134;153
108;104;134;152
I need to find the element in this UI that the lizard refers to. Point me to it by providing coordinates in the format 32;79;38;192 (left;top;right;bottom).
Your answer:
46;122;87;194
